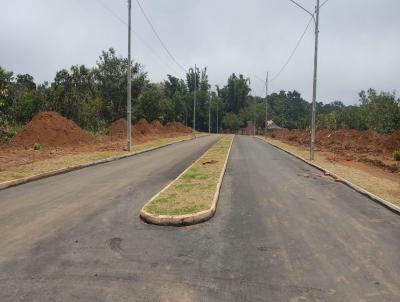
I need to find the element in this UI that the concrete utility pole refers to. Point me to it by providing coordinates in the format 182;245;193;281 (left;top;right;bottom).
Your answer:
216;101;219;134
265;72;269;136
208;97;211;133
193;64;197;134
127;0;132;152
288;0;320;161
310;0;320;161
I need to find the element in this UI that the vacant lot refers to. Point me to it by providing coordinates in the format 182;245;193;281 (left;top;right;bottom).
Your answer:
0;111;197;183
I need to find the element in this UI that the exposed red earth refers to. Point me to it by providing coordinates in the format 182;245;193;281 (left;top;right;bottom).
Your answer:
269;128;400;174
0;112;193;171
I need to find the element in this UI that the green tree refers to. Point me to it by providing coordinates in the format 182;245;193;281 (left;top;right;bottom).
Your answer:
359;89;400;134
218;73;251;114
223;112;241;132
135;83;167;122
93;48;146;123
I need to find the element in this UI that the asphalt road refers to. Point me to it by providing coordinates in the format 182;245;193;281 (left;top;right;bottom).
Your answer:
1;135;400;301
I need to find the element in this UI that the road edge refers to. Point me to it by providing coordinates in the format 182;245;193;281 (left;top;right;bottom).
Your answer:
255;136;400;215
140;135;234;226
0;135;209;191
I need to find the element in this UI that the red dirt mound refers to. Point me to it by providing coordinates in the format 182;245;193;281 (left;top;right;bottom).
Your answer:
108;119;191;142
108;118;154;143
386;130;400;152
108;118;128;141
150;120;166;134
269;128;400;173
165;121;192;133
11;112;93;148
134;118;155;135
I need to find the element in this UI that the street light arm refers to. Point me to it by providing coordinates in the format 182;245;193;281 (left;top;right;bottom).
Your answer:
288;0;315;20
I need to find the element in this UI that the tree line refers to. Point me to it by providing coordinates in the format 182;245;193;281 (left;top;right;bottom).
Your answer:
1;48;399;135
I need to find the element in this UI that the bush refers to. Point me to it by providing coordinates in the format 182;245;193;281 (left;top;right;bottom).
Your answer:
34;143;44;151
394;149;400;161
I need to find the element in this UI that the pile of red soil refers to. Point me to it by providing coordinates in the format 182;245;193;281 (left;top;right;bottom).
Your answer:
108;118;128;141
134;118;156;135
151;120;167;134
270;128;400;172
165;121;192;133
270;128;399;155
386;130;400;152
11;112;93;149
108;118;191;143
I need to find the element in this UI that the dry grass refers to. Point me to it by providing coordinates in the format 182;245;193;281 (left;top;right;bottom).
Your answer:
144;135;233;216
0;135;202;183
260;136;400;206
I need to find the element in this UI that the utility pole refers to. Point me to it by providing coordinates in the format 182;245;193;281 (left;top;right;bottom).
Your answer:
193;64;197;135
264;72;269;136
216;101;219;134
288;0;320;161
208;96;211;133
310;0;320;161
127;0;132;152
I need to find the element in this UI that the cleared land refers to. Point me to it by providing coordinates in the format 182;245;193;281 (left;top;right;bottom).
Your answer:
0;135;200;183
268;128;400;173
2;135;399;301
259;136;400;206
143;135;233;216
0;111;199;183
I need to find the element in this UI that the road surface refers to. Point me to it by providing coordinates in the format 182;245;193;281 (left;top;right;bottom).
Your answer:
1;135;399;301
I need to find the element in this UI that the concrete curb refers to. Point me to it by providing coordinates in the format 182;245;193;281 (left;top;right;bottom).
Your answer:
140;135;234;226
0;135;208;191
255;136;400;215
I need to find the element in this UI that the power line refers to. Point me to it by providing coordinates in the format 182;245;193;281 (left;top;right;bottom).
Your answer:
97;0;127;25
95;0;181;75
320;0;330;9
270;15;314;82
135;0;187;73
288;0;314;17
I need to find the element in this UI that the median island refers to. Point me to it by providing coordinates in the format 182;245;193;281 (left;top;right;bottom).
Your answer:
140;135;234;226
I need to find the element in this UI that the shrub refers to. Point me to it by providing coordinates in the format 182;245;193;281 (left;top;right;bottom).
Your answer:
34;143;44;151
394;149;400;161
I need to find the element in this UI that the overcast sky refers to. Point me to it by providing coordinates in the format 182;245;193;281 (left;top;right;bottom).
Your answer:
1;0;399;104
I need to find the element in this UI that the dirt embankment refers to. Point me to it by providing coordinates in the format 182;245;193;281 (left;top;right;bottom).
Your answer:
270;128;400;173
11;112;94;149
108;118;192;143
4;112;192;150
0;112;193;171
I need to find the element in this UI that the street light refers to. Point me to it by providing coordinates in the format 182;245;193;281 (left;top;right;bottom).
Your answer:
127;0;132;152
265;72;269;136
288;0;320;160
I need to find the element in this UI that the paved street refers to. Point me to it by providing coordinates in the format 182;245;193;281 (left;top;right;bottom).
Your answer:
1;135;400;301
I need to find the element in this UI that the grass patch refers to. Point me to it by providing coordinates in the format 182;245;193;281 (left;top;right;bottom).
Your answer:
259;136;400;207
143;135;233;216
0;135;203;184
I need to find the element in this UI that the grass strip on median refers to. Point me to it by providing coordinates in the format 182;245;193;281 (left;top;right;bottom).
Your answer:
141;135;234;224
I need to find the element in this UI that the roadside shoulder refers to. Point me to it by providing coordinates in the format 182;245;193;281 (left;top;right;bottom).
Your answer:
0;135;209;191
255;136;400;215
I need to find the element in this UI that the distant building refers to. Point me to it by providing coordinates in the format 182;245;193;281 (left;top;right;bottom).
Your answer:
241;121;255;135
267;120;282;130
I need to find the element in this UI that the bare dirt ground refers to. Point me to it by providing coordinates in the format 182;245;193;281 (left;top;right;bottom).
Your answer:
0;112;194;178
269;128;400;174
